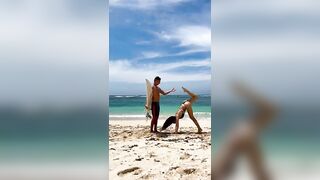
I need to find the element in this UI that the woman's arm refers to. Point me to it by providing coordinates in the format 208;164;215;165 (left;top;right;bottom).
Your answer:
175;116;180;133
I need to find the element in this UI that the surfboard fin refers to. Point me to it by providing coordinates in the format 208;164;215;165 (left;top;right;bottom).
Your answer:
146;112;152;119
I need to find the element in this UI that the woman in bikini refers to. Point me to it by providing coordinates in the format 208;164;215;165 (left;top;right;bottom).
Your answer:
160;87;202;134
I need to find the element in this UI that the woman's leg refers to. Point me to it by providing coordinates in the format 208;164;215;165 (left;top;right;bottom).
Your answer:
182;87;198;102
187;105;202;133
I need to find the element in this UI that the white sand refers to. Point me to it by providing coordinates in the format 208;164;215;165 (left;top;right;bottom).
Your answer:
109;119;211;180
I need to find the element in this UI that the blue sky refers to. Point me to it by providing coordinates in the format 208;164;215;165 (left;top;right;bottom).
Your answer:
109;0;211;95
212;0;320;105
1;0;320;106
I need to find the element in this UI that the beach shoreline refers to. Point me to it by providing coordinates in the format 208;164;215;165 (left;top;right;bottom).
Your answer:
109;119;211;180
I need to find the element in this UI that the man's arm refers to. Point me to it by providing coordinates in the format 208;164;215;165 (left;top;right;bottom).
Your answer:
159;87;176;95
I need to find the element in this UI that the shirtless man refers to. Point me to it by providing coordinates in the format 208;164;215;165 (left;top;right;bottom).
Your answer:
150;76;175;133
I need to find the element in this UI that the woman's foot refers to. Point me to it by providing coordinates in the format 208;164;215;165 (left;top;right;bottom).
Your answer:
182;86;187;92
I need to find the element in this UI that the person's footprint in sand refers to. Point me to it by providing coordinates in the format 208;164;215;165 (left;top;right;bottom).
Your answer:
180;152;192;160
117;167;142;176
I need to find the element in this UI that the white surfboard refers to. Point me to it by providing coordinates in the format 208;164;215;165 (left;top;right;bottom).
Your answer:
145;79;153;119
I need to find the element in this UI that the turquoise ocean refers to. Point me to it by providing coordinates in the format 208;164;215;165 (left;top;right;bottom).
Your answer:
109;94;211;120
1;96;319;177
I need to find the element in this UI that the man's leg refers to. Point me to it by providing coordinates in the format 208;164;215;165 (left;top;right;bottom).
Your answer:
151;103;156;132
154;103;160;132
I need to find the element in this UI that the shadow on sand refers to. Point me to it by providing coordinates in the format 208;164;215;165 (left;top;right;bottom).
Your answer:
156;131;210;136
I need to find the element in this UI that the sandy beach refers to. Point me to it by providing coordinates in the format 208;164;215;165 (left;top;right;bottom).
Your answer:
109;119;211;180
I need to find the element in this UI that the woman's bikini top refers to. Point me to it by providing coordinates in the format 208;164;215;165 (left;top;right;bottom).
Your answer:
178;100;189;119
180;100;189;112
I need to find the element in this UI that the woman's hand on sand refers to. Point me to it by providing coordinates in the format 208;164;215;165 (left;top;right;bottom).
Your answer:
197;128;203;134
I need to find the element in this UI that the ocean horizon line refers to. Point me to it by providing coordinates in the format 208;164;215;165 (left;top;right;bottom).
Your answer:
109;94;211;96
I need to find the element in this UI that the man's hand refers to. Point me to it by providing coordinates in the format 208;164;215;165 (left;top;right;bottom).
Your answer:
160;88;176;95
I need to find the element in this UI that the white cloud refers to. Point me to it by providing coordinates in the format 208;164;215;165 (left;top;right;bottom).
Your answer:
130;48;210;62
213;35;320;64
212;0;320;65
0;0;106;68
212;0;320;104
214;0;320;20
157;25;211;51
133;26;211;62
140;51;163;59
0;0;108;106
109;59;211;83
110;0;191;10
135;40;152;45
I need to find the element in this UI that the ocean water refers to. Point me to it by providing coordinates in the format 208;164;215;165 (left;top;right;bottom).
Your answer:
109;95;211;119
212;103;320;177
1;100;319;179
0;106;107;163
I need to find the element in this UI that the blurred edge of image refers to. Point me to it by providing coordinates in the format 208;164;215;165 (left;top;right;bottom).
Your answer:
0;0;108;179
212;0;320;179
1;0;319;180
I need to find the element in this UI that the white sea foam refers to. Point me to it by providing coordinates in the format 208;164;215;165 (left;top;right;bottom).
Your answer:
113;95;138;98
109;113;211;121
109;114;146;118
